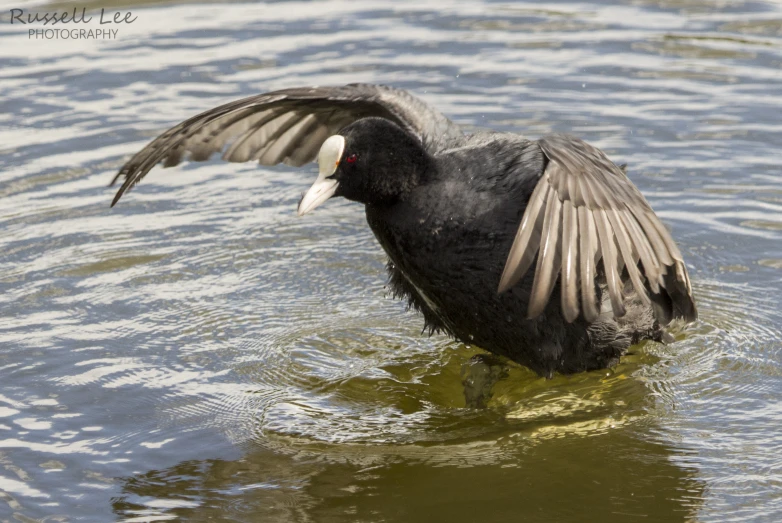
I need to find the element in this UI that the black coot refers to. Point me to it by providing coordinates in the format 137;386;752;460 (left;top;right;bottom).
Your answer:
111;84;697;378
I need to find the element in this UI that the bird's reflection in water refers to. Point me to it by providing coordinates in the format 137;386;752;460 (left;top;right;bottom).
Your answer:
113;346;704;522
113;430;704;522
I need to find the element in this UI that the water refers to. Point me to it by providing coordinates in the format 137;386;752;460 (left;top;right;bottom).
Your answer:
1;0;781;520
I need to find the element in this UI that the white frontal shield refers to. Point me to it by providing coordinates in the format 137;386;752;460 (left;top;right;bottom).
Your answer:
297;135;345;216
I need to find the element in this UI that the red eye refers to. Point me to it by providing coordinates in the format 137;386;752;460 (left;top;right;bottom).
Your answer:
346;154;357;164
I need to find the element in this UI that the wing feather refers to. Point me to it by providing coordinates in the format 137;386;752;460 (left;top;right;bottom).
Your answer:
499;134;697;325
621;207;662;294
497;182;550;293
256;113;315;165
593;208;626;317
606;208;651;306
560;200;580;323
223;110;296;163
628;208;675;267
527;189;562;319
577;206;600;322
110;84;463;207
273;114;322;166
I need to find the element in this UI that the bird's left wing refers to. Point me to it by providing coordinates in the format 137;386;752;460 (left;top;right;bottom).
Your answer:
498;134;696;325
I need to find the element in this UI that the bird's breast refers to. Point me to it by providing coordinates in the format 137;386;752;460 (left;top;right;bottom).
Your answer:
364;195;517;318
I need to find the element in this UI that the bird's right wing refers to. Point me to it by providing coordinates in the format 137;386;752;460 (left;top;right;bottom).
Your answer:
110;84;462;206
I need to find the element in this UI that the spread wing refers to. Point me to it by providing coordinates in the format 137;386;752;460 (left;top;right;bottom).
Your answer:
498;134;697;325
109;83;462;206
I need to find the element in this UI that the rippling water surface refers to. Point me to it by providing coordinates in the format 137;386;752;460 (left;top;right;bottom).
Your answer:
1;0;781;520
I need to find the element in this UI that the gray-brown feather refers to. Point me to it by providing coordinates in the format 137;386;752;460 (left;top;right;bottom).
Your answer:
110;84;462;207
499;133;697;326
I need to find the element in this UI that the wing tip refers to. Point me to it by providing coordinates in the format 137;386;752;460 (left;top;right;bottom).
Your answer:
525;306;542;321
497;271;514;294
110;190;123;208
562;306;579;324
582;307;599;324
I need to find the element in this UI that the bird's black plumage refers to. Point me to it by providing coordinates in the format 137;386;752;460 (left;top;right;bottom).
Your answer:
110;83;697;378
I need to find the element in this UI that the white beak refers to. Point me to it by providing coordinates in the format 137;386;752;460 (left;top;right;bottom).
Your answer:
297;135;345;216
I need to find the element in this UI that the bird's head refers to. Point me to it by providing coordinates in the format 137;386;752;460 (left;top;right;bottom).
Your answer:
297;117;430;215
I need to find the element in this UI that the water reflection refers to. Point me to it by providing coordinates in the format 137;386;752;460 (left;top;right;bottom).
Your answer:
113;324;710;521
113;429;704;522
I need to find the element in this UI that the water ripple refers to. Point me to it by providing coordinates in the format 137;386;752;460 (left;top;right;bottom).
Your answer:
1;0;781;521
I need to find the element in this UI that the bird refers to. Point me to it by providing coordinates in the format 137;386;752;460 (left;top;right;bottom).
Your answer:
110;83;697;379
